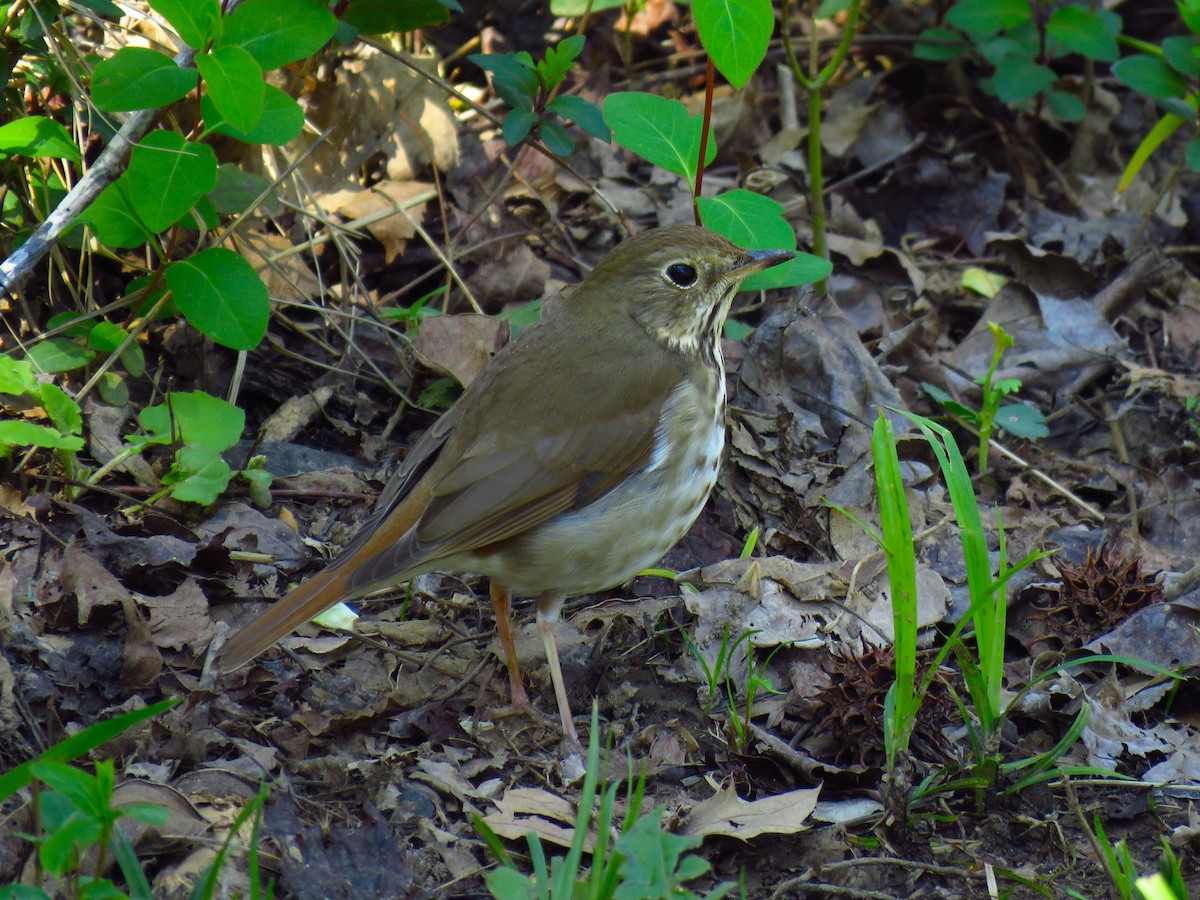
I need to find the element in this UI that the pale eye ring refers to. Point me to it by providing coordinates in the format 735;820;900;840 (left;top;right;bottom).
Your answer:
665;263;698;288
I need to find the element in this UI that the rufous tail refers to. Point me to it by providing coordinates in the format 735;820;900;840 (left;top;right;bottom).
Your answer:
217;564;354;672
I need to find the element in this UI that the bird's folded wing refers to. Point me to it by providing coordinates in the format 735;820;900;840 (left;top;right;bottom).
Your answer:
342;400;668;593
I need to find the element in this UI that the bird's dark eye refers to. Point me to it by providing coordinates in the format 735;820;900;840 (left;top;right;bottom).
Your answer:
665;263;698;287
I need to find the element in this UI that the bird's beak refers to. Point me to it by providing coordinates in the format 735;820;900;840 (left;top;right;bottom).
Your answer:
730;247;794;277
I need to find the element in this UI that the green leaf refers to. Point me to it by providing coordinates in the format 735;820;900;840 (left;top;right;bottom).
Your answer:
960;267;1007;297
1046;7;1118;61
613;809;709;899
536;35;584;91
165;247;269;350
995;403;1048;439
147;0;222;48
0;699;179;805
495;298;542;335
914;27;968;61
75;176;154;249
1186;138;1200;171
196;46;264;133
546;94;610;141
604;92;716;182
92;47;196;111
693;0;774;89
696;190;831;289
30;762;101;814
207;163;278;215
1162;35;1200;77
127;131;218;232
340;0;450;34
137;391;245;450
945;0;1030;35
0;116;80;161
549;0;624;13
0;356;37;394
1046;90;1087;122
97;372;130;406
815;0;851;16
34;389;83;435
1181;0;1200;33
164;445;235;504
991;57;1056;102
538;119;574;156
0;421;85;452
216;0;337;71
75;0;122;15
470;52;538;100
1113;54;1189;99
502;107;537;146
203;83;304;145
26;337;95;374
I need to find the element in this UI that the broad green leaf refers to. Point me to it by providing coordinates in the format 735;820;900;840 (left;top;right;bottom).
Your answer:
165;248;269;350
696;190;831;289
137;391;245;450
945;0;1030;35
86;321;146;377
1162;35;1200;77
148;0;222;47
26;337;95;374
0;356;37;394
546;95;610;140
1182;0;1200;32
341;0;450;34
502;108;537;146
914;27;968;61
127;131;217;232
1046;7;1118;62
1046;90;1086;122
604;92;716;182
470;52;538;100
538;120;573;156
164;446;235;504
202;84;303;145
75;0;122;14
995;403;1048;439
207;163;278;215
92;47;196;111
991;57;1055;102
86;319;127;353
1113;54;1189;98
216;0;337;71
0;421;84;452
76;176;154;249
196;46;264;133
0;116;80;161
693;0;774;88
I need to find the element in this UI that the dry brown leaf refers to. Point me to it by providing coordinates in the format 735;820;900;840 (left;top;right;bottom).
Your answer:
317;181;435;263
411;314;507;387
239;231;322;303
682;781;820;840
483;786;601;850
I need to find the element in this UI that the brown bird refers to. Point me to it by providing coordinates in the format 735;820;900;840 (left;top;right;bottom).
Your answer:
217;225;793;744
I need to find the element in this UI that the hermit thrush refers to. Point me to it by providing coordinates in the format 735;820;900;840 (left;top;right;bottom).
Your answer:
217;225;793;744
